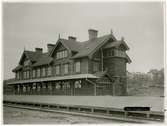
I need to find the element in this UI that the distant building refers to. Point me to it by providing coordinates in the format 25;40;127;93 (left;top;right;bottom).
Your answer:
4;29;131;96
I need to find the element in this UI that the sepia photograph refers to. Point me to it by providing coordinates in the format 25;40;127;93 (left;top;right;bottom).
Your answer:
2;1;165;124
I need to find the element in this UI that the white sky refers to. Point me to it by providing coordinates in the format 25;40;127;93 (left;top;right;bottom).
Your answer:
3;2;164;79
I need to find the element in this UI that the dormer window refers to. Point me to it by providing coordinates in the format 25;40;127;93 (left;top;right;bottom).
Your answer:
56;50;68;59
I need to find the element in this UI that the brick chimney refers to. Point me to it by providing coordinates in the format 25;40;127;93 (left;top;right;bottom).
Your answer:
35;48;43;54
68;36;76;41
88;29;98;40
47;44;54;53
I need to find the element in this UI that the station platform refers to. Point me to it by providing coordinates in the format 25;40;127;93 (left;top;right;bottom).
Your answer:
3;95;164;113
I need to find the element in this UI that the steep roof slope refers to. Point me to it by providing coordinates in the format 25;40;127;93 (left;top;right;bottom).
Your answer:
32;53;53;67
71;34;113;58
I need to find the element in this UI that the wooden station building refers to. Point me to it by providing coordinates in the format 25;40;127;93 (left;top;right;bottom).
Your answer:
4;29;131;96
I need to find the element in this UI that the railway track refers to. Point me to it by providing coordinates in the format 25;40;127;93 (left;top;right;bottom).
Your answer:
3;101;164;123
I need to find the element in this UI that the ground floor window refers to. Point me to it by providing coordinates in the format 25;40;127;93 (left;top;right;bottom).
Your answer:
75;80;82;88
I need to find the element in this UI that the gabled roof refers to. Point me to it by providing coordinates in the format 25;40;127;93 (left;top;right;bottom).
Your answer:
13;31;131;72
49;38;82;56
50;33;116;58
32;53;53;67
19;51;42;65
14;51;52;72
71;34;115;59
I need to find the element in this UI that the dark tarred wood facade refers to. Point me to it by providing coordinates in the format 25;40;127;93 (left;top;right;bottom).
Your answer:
4;29;131;96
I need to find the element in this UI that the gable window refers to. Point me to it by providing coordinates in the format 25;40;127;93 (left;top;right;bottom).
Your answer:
55;65;60;75
47;66;52;76
32;70;36;78
24;60;30;66
37;68;40;77
42;67;46;77
64;63;69;74
75;61;81;73
56;50;68;59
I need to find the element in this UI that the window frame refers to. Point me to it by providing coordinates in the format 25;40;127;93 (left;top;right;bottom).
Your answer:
42;67;46;77
75;61;81;73
47;66;52;76
56;50;68;59
37;68;41;78
55;65;60;75
64;63;69;74
32;70;36;78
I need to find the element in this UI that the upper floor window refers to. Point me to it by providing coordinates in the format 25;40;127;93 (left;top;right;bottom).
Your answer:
16;72;20;79
64;63;69;74
23;71;26;79
55;65;60;75
27;70;30;78
47;66;52;76
37;68;40;77
75;61;81;73
32;70;36;78
104;48;125;57
56;50;68;59
93;61;100;72
42;67;46;77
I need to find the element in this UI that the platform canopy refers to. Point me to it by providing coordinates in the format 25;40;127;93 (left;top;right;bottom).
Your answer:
6;74;99;85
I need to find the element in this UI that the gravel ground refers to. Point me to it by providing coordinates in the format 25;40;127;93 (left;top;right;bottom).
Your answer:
3;106;125;124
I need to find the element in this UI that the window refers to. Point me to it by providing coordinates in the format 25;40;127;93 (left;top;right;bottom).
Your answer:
64;50;68;57
55;65;60;75
37;68;40;77
111;50;115;56
32;70;36;78
48;83;52;90
93;62;100;72
17;85;20;92
27;71;30;78
32;83;36;90
75;61;81;73
16;72;19;79
56;50;68;59
23;71;26;79
42;67;46;77
75;81;82;88
56;83;61;89
64;64;69;74
47;66;52;76
37;84;41;91
23;85;26;92
24;60;30;66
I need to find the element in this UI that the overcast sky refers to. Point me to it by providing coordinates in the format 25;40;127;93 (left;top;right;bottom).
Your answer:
3;2;164;79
